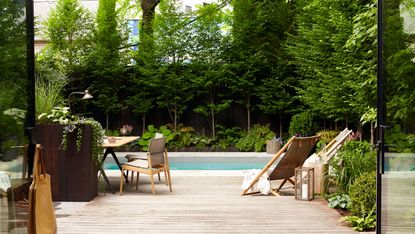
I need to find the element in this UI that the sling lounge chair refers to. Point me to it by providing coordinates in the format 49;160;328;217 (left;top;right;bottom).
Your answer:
303;128;352;194
241;135;320;196
120;137;172;195
315;128;352;162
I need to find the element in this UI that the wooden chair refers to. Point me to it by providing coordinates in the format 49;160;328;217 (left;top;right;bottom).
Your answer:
303;128;352;194
119;137;172;195
125;134;163;184
241;135;320;196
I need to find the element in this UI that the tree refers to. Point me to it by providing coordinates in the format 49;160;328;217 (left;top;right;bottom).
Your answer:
231;0;296;133
190;3;231;139
42;0;94;73
90;0;127;129
286;0;377;128
152;0;195;131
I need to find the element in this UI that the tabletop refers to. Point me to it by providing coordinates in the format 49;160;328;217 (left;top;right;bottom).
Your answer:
102;136;139;148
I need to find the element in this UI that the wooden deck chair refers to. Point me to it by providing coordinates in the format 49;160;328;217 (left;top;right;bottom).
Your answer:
303;128;352;194
120;137;172;195
316;128;352;162
241;135;320;196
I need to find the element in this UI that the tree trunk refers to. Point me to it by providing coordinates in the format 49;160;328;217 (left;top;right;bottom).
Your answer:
174;107;177;131
142;115;146;134
246;104;251;132
370;122;375;146
279;113;283;138
246;93;251;132
105;113;109;130
140;0;160;34
211;109;215;140
139;0;160;58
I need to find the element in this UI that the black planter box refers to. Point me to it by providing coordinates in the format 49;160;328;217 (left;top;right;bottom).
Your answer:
35;124;98;201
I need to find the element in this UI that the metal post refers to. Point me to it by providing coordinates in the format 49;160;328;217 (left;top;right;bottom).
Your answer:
376;0;384;233
25;0;36;176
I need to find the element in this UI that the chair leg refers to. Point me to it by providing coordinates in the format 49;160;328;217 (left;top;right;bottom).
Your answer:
130;171;134;188
136;172;139;191
164;171;168;186
167;169;172;192
158;173;161;181
119;169;125;195
150;174;156;195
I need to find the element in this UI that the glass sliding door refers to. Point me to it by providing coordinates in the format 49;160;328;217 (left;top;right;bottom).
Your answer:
0;0;33;232
380;0;415;232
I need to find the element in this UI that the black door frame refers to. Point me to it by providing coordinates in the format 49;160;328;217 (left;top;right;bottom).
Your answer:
376;0;384;233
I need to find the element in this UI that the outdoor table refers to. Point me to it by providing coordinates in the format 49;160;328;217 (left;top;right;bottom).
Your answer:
100;136;139;194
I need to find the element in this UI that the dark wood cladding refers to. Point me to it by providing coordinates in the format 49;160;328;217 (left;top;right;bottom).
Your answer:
35;124;97;201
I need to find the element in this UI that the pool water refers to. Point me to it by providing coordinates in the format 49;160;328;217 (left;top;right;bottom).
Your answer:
104;157;270;170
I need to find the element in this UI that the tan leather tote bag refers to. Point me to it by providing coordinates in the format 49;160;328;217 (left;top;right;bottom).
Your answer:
28;144;57;234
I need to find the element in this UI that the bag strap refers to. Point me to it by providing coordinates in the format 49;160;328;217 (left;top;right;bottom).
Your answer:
33;144;46;179
37;144;46;178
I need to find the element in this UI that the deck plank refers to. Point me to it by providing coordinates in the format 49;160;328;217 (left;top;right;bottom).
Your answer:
56;175;355;233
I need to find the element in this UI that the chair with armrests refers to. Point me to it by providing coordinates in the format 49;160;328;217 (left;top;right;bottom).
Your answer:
119;137;172;195
241;135;320;196
124;133;163;184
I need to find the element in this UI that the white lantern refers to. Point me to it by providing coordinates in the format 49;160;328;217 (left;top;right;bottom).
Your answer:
294;167;314;201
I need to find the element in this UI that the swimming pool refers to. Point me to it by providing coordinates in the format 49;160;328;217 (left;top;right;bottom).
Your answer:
104;156;271;170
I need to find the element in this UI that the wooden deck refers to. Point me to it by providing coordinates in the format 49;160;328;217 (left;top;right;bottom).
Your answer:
55;173;355;233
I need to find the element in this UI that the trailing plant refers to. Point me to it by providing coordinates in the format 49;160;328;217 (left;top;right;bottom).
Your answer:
60;117;105;166
288;112;319;137
236;124;275;152
327;141;376;193
349;171;376;217
327;194;351;210
342;208;376;232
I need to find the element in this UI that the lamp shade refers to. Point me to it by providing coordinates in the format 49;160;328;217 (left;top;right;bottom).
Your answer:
81;90;93;100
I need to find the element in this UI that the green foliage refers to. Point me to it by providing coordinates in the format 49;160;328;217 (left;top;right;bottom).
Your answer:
327;194;351;210
35;65;68;120
137;125;175;151
349;171;376;217
342;208;376;232
214;125;244;150
315;130;340;152
38;106;73;124
231;0;296;131
385;125;415;153
286;0;377;122
189;3;232;139
105;130;120;137
236;124;275;152
288;112;319;137
328;141;376;193
41;0;94;72
60;117;105;166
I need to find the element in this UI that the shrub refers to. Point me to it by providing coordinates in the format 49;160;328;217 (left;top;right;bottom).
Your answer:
214;125;244;150
288;112;319;137
236;124;275;152
342;212;376;232
349;171;376;217
316;130;339;152
327;194;351;209
328;141;376;193
138;125;175;151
